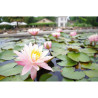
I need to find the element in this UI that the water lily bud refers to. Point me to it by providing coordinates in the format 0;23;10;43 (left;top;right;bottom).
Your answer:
52;32;60;39
44;41;52;49
70;32;77;36
88;34;98;42
56;28;62;33
28;28;40;36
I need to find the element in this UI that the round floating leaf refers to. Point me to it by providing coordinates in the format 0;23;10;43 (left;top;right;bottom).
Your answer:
0;50;16;60
0;63;17;72
88;77;98;81
57;55;77;67
14;45;23;51
39;73;52;81
62;78;74;81
1;72;30;81
68;52;90;62
84;70;98;78
52;66;61;72
80;48;97;54
51;47;68;57
46;75;58;81
61;67;85;80
2;42;15;50
52;42;66;49
81;63;98;70
0;66;23;76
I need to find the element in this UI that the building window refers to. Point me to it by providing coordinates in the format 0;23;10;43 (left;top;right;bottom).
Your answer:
61;17;63;21
60;23;63;27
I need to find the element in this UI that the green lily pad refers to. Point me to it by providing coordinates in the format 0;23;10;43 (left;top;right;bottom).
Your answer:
57;55;77;67
84;70;98;78
0;50;16;60
81;63;98;70
39;73;52;81
0;63;17;72
68;52;90;62
46;75;58;81
14;45;23;51
61;67;85;80
1;72;30;81
52;42;66;49
62;78;74;81
80;48;97;54
2;42;15;50
0;66;23;76
52;66;61;72
51;47;68;57
88;77;98;81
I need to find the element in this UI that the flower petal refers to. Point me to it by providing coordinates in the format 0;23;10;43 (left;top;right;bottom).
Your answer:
39;45;43;52
41;50;49;57
32;63;39;71
41;56;53;61
21;65;32;75
38;62;53;71
30;67;37;80
16;61;25;66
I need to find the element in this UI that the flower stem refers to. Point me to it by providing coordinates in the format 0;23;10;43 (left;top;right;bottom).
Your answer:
34;36;36;44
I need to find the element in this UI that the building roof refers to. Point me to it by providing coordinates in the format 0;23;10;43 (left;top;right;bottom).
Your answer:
36;18;53;23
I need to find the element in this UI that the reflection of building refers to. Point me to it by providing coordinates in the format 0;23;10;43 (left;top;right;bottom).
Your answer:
56;16;70;28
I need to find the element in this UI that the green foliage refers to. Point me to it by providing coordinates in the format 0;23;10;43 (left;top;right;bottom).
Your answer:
29;22;56;26
70;16;98;26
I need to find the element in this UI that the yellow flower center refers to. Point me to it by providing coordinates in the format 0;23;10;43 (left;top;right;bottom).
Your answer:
31;49;42;60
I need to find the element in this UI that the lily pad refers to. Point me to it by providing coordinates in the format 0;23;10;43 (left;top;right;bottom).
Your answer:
68;52;90;62
80;48;97;54
81;63;98;70
61;67;85;80
2;42;15;50
0;66;23;76
1;72;30;81
84;70;98;78
0;50;16;60
57;55;77;66
46;75;58;81
52;66;61;72
39;73;52;81
0;63;17;72
62;78;74;81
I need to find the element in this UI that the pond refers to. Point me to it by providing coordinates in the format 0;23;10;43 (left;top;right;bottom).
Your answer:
0;32;98;81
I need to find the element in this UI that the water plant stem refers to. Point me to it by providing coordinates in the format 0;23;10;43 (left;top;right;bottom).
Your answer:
34;36;36;44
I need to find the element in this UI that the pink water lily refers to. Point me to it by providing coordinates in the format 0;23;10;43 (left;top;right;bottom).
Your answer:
88;34;98;42
52;32;60;39
28;28;40;36
14;43;53;80
56;28;62;33
44;41;52;49
70;32;77;36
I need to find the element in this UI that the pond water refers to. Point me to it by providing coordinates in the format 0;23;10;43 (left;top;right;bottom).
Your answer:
0;32;98;81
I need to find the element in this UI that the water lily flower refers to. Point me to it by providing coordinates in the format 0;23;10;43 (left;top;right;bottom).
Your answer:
56;28;62;33
44;41;52;49
88;34;98;42
70;32;77;36
52;32;60;39
28;28;40;36
14;43;53;80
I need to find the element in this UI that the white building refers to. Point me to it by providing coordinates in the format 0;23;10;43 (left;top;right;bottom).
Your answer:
56;16;70;28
